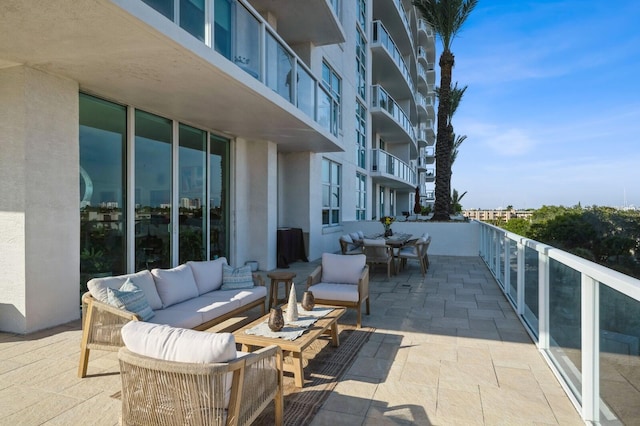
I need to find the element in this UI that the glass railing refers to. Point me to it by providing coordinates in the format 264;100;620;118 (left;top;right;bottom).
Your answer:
478;221;640;425
139;0;336;137
418;18;435;39
371;85;416;142
372;21;414;92
370;149;416;185
392;0;413;51
417;63;427;83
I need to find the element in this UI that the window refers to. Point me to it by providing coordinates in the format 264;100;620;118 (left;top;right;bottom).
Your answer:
356;100;366;168
329;0;340;20
356;173;366;221
322;159;341;226
356;27;367;99
322;61;342;135
357;0;366;30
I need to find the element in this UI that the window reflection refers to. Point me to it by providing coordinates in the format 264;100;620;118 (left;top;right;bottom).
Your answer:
209;134;229;259
135;110;173;271
79;94;127;293
179;124;206;263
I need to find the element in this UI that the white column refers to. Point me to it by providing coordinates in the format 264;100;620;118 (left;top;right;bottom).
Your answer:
0;66;80;333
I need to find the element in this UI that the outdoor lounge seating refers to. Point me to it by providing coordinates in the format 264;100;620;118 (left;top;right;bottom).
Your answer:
78;257;267;378
118;321;283;426
306;253;369;328
339;232;364;255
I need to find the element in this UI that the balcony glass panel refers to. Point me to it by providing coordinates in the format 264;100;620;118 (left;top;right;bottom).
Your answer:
232;4;260;79
317;86;332;132
523;245;539;335
296;67;315;119
600;284;640;424
508;239;517;304
214;0;232;58
372;21;413;91
180;0;205;41
370;149;416;185
371;85;415;141
548;259;582;398
266;33;294;103
143;0;174;20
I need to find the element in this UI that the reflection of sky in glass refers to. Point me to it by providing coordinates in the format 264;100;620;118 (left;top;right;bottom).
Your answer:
79;126;123;205
135;135;171;207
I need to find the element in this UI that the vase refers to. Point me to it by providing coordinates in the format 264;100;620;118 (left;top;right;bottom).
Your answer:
285;283;299;322
301;291;315;311
384;228;393;237
268;307;284;331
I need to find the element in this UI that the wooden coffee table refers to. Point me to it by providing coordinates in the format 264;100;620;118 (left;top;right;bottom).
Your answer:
233;305;345;387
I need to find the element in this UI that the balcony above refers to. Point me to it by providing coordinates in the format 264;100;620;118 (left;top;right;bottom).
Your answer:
416;92;435;120
247;0;345;46
417;18;436;63
370;148;417;189
0;0;342;154
371;20;414;105
371;85;417;157
416;120;436;147
424;167;435;182
373;0;413;55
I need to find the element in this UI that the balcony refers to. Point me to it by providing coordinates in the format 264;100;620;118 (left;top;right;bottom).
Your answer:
371;85;417;156
370;148;417;188
5;219;632;424
416;120;436;147
371;20;414;104
416;91;435;120
247;0;345;46
417;147;434;171
417;18;436;63
423;167;435;182
372;0;413;55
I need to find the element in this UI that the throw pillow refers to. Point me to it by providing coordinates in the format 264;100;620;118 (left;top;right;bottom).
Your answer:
151;264;199;308
107;279;155;321
321;253;366;284
221;264;254;290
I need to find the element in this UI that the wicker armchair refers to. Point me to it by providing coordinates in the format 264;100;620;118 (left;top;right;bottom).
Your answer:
397;235;432;276
306;253;370;328
118;344;283;426
362;238;394;279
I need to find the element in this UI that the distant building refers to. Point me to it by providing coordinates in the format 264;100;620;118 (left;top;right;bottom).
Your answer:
463;209;533;222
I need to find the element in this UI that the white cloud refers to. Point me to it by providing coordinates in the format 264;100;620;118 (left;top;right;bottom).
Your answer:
456;120;536;157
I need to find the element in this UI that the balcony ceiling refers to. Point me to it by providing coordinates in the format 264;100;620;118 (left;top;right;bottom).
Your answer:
0;0;342;153
248;0;345;46
372;0;412;55
371;109;417;158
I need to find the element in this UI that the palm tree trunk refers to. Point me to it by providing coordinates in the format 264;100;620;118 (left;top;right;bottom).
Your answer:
431;50;455;221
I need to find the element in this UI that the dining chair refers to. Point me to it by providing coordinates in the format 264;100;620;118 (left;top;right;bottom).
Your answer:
362;238;394;279
397;235;431;276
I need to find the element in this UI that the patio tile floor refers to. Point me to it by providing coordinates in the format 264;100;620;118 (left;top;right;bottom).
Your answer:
0;255;583;425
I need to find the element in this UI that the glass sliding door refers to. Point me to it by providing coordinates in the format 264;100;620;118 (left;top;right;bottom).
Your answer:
135;110;173;271
179;124;207;263
209;134;229;260
79;94;127;292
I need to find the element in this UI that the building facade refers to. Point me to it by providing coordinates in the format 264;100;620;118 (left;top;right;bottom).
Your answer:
0;0;435;333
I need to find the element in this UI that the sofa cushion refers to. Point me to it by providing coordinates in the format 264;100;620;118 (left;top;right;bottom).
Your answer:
321;253;366;285
221;264;254;290
340;234;353;244
145;308;205;330
357;231;365;239
88;270;163;310
152;264;200;308
229;287;268;307
169;295;241;324
187;257;227;294
349;232;361;242
309;283;359;303
106;279;155;321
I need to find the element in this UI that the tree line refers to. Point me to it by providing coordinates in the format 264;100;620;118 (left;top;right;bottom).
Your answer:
497;205;640;279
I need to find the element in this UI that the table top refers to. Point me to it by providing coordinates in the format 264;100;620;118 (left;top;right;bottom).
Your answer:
384;233;414;247
267;271;297;280
233;305;345;352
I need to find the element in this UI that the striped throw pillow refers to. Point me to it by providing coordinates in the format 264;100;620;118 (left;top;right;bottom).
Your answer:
107;279;155;321
221;264;254;290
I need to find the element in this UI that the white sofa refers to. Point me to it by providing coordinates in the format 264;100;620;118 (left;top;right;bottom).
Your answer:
78;257;267;378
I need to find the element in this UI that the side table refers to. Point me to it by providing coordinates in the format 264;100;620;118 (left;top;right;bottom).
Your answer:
267;271;296;310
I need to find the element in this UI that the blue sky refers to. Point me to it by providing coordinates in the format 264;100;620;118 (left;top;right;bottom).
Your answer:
442;0;640;210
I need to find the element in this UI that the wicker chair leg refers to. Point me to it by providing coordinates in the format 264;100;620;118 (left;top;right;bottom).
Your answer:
365;297;370;315
78;346;90;378
356;305;362;328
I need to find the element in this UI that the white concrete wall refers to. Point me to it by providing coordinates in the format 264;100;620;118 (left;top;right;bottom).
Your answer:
0;66;79;333
232;138;277;271
316;220;480;259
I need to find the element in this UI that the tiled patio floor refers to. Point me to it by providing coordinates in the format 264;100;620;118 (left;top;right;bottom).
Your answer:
0;255;583;425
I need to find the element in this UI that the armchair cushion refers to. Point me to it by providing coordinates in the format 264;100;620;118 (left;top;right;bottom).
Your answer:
308;283;359;302
349;232;361;242
340;234;353;244
107;279;155;321
88;269;163;310
187;257;227;294
121;321;236;364
221;264;254;290
321;253;366;284
152;264;200;308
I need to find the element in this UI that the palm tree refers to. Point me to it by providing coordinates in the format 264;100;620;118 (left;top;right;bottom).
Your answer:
414;0;478;221
451;188;467;214
450;133;467;167
436;82;468;192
